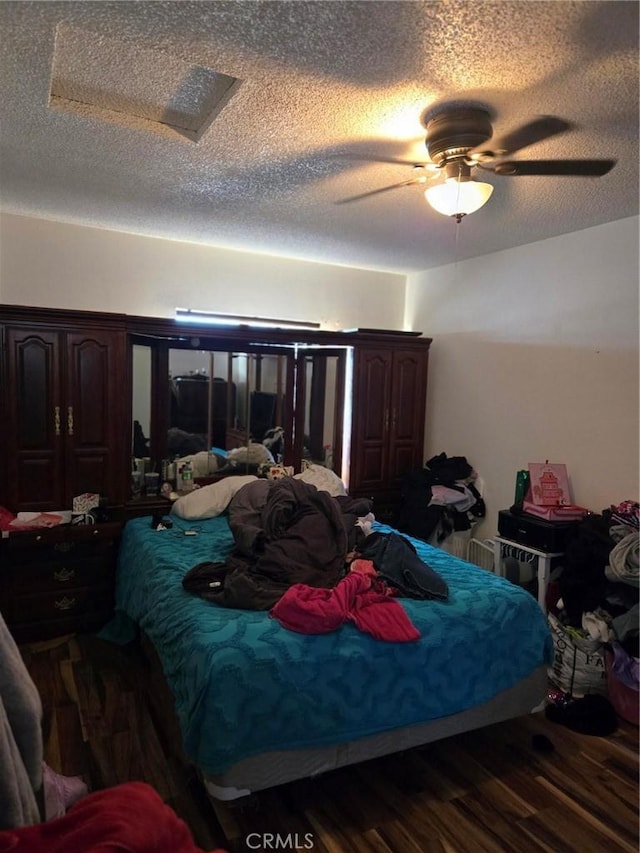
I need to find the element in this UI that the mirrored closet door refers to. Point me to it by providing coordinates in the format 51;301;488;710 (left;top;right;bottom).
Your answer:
130;336;348;486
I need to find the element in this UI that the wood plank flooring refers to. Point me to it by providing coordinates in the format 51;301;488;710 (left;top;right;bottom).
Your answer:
19;633;638;853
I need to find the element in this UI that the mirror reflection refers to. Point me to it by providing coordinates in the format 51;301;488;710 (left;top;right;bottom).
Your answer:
130;340;346;491
302;353;340;469
132;344;151;458
167;349;288;472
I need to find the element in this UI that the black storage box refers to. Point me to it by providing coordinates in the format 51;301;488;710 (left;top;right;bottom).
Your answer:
498;509;580;553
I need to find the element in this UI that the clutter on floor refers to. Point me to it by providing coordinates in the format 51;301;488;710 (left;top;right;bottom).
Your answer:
545;693;619;736
394;452;485;548
544;499;639;727
0;781;227;853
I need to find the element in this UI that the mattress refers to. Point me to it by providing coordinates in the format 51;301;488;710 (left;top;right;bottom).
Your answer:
107;514;553;781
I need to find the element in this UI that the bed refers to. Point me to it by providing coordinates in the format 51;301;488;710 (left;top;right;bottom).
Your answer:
105;512;553;801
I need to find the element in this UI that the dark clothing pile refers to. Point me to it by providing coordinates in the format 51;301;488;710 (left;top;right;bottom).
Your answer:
545;693;619;736
182;477;450;616
183;478;372;610
395;452;485;543
558;514;615;625
557;502;639;659
356;531;449;601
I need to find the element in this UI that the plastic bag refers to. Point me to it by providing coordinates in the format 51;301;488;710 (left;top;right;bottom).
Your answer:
548;611;607;697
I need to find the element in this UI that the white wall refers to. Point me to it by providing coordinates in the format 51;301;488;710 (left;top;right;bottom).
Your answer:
0;213;406;331
405;216;639;537
3;212;638;538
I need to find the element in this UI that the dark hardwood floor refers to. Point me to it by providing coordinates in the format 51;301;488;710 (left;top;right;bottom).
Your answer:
19;632;639;853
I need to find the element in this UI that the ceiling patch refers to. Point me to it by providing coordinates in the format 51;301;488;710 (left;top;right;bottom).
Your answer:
48;23;241;142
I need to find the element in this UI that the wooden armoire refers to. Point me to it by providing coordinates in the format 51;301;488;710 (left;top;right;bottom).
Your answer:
1;305;431;518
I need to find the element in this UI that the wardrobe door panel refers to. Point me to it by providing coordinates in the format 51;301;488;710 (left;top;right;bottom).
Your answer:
349;344;429;514
5;329;65;511
65;331;124;506
358;445;388;486
350;350;392;492
357;352;392;443
389;350;428;480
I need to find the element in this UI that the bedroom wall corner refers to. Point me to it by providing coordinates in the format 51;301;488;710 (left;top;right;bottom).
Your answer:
404;216;640;539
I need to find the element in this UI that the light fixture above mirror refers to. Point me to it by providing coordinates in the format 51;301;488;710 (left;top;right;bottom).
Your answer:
175;308;321;331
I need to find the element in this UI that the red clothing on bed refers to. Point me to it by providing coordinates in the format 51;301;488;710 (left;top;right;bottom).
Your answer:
270;571;420;642
0;781;227;853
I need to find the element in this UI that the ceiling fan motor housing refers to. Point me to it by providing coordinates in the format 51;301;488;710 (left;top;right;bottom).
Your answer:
426;108;493;166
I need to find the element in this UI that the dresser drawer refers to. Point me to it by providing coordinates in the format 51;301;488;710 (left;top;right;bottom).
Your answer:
6;556;113;593
9;582;113;624
0;522;120;643
5;523;120;561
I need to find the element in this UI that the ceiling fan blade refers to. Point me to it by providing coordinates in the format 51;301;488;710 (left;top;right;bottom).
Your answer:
336;176;430;204
469;116;573;160
334;153;438;169
491;159;617;176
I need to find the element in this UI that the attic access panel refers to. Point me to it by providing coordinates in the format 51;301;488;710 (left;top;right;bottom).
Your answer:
48;23;241;142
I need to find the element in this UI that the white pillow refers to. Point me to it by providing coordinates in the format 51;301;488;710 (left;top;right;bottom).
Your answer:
294;464;347;497
170;475;258;520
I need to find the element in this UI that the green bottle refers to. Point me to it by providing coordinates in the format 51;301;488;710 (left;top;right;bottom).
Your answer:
514;470;530;507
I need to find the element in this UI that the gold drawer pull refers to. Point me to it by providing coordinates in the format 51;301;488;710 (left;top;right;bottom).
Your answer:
54;406;61;436
54;596;77;611
67;406;74;436
53;568;75;583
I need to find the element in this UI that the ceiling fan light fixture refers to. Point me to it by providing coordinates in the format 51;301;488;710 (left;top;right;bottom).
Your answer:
425;175;494;220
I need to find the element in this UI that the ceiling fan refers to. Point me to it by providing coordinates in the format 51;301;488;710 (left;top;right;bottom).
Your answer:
337;107;616;222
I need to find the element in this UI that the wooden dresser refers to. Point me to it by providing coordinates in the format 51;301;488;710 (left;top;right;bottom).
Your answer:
0;522;121;643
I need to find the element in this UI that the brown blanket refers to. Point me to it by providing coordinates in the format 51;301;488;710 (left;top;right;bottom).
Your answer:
183;479;372;610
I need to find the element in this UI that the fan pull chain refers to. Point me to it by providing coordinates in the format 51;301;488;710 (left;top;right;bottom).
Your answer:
452;203;463;269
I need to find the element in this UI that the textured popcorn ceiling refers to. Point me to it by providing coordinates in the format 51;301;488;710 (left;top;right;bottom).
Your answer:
49;23;240;141
0;1;638;273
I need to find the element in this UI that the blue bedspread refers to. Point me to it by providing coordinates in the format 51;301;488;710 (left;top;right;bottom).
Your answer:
108;515;553;774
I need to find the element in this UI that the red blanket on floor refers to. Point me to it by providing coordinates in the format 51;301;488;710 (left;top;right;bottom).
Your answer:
0;782;226;853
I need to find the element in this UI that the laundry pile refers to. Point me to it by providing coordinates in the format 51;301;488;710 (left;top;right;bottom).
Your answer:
554;501;638;645
182;477;371;610
547;500;639;725
269;532;450;643
183;477;449;642
394;452;486;544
